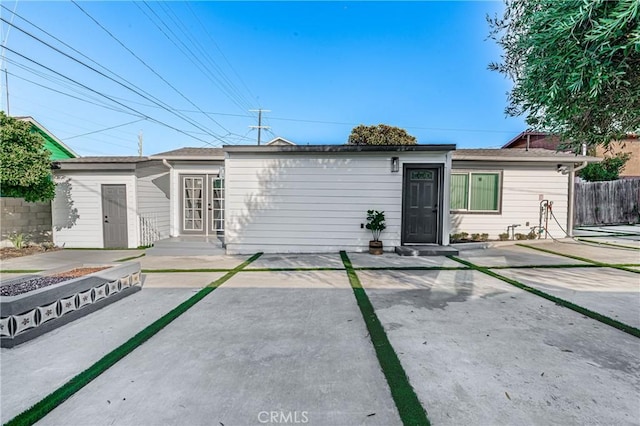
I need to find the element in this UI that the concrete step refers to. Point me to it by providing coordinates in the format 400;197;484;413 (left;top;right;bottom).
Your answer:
146;237;225;256
152;237;223;250
395;245;459;256
145;247;226;257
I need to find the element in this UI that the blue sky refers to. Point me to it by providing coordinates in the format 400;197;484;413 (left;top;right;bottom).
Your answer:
1;1;525;156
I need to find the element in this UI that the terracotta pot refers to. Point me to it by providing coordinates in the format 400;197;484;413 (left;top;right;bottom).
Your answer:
369;240;383;255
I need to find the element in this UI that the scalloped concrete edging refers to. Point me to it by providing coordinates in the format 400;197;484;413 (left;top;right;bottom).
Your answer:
0;262;142;348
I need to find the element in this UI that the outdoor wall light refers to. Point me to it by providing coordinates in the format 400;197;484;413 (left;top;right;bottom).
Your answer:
391;157;399;173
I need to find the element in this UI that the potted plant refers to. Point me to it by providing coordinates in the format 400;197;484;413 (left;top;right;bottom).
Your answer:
365;210;386;255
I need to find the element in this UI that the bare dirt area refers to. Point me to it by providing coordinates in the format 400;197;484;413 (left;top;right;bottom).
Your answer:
0;245;61;260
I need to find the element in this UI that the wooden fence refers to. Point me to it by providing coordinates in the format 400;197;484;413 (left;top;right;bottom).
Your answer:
574;178;640;226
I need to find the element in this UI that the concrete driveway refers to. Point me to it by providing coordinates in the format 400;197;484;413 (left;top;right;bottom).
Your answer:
1;242;638;425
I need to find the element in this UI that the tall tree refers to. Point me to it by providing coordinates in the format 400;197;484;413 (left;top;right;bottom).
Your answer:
348;124;417;145
488;0;640;152
0;112;55;202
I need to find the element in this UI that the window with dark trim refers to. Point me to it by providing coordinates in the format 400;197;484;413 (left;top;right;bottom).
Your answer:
450;171;501;212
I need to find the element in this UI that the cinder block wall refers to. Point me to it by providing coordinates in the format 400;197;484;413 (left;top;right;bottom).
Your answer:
1;197;52;247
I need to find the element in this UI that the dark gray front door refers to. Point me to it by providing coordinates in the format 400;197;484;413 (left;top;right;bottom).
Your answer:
102;184;128;248
402;168;439;244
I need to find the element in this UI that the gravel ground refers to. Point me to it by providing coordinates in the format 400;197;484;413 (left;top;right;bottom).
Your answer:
0;267;108;296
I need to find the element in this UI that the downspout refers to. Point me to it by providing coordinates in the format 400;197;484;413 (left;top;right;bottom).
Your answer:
162;159;176;237
526;133;530;151
566;144;588;237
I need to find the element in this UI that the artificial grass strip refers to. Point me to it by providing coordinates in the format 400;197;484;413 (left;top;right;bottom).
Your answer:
354;266;468;271
114;253;146;262
448;255;640;339
340;251;430;426
516;244;640;274
241;267;346;272
575;238;640;251
142;268;232;273
4;252;263;426
488;263;600;270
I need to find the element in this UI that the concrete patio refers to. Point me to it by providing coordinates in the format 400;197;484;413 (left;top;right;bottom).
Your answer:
1;240;638;425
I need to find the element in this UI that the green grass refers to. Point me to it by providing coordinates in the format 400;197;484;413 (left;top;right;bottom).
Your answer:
448;255;640;339
4;252;263;426
340;251;430;426
114;253;146;262
0;270;43;274
516;244;640;274
575;238;640;251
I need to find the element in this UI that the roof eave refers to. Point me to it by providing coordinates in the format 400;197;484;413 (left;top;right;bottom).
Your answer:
223;144;457;153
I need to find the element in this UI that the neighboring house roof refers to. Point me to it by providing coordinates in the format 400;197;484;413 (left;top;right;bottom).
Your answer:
56;156;149;163
502;131;553;149
265;137;297;146
453;148;600;163
15;116;78;160
150;147;224;160
54;156;150;170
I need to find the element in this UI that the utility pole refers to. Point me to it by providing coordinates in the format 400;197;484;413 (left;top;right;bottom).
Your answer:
138;130;143;157
4;69;9;115
249;109;270;145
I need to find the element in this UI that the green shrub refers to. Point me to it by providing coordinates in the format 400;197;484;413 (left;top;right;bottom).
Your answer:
9;233;28;249
498;232;510;241
515;233;528;240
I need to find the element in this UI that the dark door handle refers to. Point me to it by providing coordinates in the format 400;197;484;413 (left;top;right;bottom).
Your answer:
104;216;109;223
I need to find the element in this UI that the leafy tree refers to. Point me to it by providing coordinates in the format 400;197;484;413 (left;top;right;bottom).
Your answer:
578;152;631;182
488;0;640;153
0;112;55;202
348;124;417;145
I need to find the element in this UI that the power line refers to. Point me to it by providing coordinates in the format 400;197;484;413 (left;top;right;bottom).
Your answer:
65;119;146;140
5;66;142;116
71;1;236;136
68;2;231;141
1;16;225;145
1;4;231;142
134;1;252;114
185;2;258;109
158;2;255;111
2;45;217;145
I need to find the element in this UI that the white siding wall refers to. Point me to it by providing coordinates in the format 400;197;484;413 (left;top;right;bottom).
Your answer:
450;162;569;240
52;172;138;248
225;151;451;254
136;162;171;242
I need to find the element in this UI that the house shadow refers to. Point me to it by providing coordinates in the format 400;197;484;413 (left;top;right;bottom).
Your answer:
52;177;79;232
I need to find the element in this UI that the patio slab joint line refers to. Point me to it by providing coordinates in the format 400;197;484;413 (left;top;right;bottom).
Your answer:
516;243;640;274
574;238;640;251
447;255;640;339
340;251;431;426
3;252;264;426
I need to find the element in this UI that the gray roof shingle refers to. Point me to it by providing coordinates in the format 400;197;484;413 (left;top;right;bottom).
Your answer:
150;147;224;159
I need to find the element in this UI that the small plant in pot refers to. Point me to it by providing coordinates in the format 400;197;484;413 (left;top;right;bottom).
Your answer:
366;210;386;255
